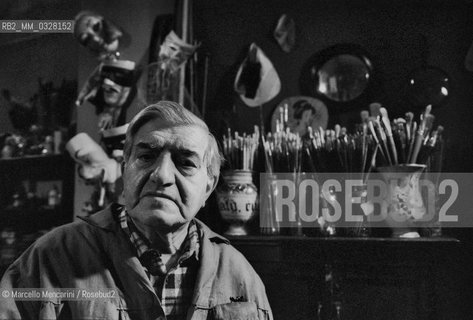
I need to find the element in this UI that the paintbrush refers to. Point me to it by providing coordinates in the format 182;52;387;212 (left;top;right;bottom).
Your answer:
360;111;370;177
410;105;434;164
432;125;445;175
284;103;289;129
279;107;284;131
319;127;326;146
363;143;379;183
394;118;407;164
379;107;398;165
405;112;414;143
417;128;438;164
375;117;393;165
335;124;341;138
360;110;370;124
368;118;387;163
406;121;417;163
369;102;382;118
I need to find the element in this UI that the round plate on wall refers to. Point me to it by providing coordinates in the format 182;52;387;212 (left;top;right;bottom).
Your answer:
300;44;373;106
270;96;328;137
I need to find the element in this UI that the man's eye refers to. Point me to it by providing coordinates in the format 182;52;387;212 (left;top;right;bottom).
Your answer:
175;157;200;174
137;153;155;162
180;159;197;168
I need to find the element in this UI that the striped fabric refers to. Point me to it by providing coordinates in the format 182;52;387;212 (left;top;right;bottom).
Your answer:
119;209;200;320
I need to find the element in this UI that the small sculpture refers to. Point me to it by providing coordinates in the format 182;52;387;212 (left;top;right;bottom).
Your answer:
73;10;137;132
74;10;126;59
88;60;136;130
143;30;199;104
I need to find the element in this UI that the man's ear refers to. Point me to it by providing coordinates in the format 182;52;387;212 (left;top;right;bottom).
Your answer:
204;174;219;200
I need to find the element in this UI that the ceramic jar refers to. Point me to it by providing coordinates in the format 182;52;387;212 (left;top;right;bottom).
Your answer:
376;164;427;237
217;170;258;236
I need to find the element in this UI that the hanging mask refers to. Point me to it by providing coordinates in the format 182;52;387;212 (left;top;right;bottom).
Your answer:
74;11;124;57
273;14;295;53
158;30;199;73
234;43;281;107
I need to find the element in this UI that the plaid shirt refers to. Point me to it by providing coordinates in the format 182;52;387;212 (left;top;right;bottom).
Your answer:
119;209;200;320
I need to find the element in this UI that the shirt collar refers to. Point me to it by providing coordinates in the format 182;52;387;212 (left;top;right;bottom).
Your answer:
118;208;200;262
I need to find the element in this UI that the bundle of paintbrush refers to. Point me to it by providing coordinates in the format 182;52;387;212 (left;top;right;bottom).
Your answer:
262;128;302;173
303;125;379;181
364;103;444;167
222;126;260;171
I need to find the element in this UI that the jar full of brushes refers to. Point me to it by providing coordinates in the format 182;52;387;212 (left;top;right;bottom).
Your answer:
216;170;258;236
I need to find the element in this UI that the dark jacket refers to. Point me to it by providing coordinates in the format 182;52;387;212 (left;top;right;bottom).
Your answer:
0;205;273;320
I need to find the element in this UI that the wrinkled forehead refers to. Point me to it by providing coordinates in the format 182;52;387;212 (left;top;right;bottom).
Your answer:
132;121;209;158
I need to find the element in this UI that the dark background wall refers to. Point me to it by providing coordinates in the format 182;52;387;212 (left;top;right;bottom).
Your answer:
195;0;473;172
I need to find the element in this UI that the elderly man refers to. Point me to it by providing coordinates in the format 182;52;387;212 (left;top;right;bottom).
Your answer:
0;101;272;320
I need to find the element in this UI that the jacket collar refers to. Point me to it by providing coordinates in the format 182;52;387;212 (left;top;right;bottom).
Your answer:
78;204;230;246
193;219;230;245
77;203;123;231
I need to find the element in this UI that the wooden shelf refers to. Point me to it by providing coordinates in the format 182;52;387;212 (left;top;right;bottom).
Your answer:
0;153;71;164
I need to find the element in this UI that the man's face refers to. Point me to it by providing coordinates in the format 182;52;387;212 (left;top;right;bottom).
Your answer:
301;109;315;125
102;78;127;106
123;119;215;231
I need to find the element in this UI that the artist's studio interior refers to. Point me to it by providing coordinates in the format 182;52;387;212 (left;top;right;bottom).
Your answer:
1;0;473;319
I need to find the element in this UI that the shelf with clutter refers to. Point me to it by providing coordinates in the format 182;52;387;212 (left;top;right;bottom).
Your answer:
0;58;77;273
0;154;75;226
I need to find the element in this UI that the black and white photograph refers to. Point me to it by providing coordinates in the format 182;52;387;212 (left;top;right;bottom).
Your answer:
1;0;473;319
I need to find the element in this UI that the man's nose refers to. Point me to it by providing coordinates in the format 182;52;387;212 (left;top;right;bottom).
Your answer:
149;152;175;187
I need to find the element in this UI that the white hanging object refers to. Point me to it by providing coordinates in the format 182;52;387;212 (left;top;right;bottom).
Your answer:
234;43;281;107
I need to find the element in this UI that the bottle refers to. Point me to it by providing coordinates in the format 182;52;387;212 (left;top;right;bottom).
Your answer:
47;185;60;207
330;301;343;320
43;135;54;154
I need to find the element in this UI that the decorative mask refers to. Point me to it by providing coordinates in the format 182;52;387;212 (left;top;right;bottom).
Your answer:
74;11;123;57
234;43;281;107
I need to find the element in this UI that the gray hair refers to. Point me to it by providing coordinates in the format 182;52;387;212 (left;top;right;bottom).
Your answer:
123;101;223;179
